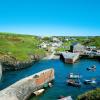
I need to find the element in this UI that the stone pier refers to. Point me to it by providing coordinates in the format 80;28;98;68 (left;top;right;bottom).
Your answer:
60;52;79;63
0;68;55;100
0;63;2;81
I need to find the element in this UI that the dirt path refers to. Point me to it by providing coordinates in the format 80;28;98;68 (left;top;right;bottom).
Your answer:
43;47;59;60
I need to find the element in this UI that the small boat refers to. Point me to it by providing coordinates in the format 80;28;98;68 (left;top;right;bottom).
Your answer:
43;82;53;88
68;73;81;79
84;79;96;84
58;96;72;100
87;65;96;71
67;79;81;87
33;89;45;96
48;82;53;87
43;83;48;88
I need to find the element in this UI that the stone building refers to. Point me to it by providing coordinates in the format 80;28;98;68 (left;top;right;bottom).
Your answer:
70;42;85;54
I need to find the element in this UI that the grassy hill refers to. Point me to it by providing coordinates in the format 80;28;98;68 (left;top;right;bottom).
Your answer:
0;32;46;61
83;36;100;48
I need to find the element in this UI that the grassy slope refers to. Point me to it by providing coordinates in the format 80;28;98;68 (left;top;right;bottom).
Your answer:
77;88;100;100
83;36;100;47
0;32;46;61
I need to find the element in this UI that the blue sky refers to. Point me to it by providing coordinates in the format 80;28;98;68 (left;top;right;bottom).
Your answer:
0;0;100;36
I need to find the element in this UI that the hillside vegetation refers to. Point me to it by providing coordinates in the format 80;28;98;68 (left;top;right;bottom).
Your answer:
0;32;46;61
83;36;100;48
77;88;100;100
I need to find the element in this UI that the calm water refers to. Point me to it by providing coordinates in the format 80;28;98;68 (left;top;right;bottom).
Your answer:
0;59;100;100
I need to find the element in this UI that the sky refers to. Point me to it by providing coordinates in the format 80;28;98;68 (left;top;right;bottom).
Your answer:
0;0;100;36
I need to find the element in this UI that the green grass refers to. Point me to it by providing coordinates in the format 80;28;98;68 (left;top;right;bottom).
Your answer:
83;36;100;48
0;32;46;61
77;88;100;100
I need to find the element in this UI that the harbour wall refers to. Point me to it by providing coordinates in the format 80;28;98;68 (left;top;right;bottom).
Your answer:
0;68;55;100
0;63;2;81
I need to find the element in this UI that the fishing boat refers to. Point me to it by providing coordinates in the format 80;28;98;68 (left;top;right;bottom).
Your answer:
67;79;81;87
68;73;81;79
84;79;96;84
87;65;96;71
33;89;45;96
58;96;72;100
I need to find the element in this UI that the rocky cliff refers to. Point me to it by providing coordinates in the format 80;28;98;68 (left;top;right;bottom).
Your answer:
0;54;42;71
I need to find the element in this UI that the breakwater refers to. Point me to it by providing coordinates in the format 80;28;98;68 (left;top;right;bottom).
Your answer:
0;63;2;81
0;68;54;100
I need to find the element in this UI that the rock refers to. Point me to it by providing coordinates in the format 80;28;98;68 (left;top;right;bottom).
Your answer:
0;54;42;71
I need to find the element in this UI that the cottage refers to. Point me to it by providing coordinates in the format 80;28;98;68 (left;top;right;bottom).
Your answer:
52;37;60;42
70;42;85;54
86;46;96;51
84;50;100;57
39;42;48;49
60;52;79;63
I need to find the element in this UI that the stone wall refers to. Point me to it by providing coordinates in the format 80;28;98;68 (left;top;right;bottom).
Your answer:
0;63;2;81
0;68;55;100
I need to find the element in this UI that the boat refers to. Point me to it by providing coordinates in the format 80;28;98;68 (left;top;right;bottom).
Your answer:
43;82;53;88
84;79;96;84
48;82;53;87
87;65;96;71
33;89;45;96
68;73;81;79
67;79;81;87
58;96;72;100
43;83;48;88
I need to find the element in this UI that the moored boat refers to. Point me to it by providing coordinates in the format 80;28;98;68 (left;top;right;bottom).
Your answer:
43;83;48;88
48;82;53;87
43;82;53;88
67;79;81;87
68;73;81;79
33;89;45;96
87;65;96;71
84;79;96;84
58;96;72;100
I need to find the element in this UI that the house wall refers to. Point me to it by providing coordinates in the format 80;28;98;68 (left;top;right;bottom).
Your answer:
71;44;85;54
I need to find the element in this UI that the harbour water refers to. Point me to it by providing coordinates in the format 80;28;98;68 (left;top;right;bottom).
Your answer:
0;59;100;100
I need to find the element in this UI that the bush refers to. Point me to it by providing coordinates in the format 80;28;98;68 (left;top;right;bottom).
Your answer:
77;88;100;100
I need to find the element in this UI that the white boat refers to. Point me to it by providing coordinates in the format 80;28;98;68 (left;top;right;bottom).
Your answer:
87;65;96;71
33;89;45;96
84;80;96;84
58;96;72;100
68;73;81;79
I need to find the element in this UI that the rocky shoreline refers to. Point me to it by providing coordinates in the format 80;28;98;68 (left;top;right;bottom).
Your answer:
0;54;44;72
0;52;59;72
